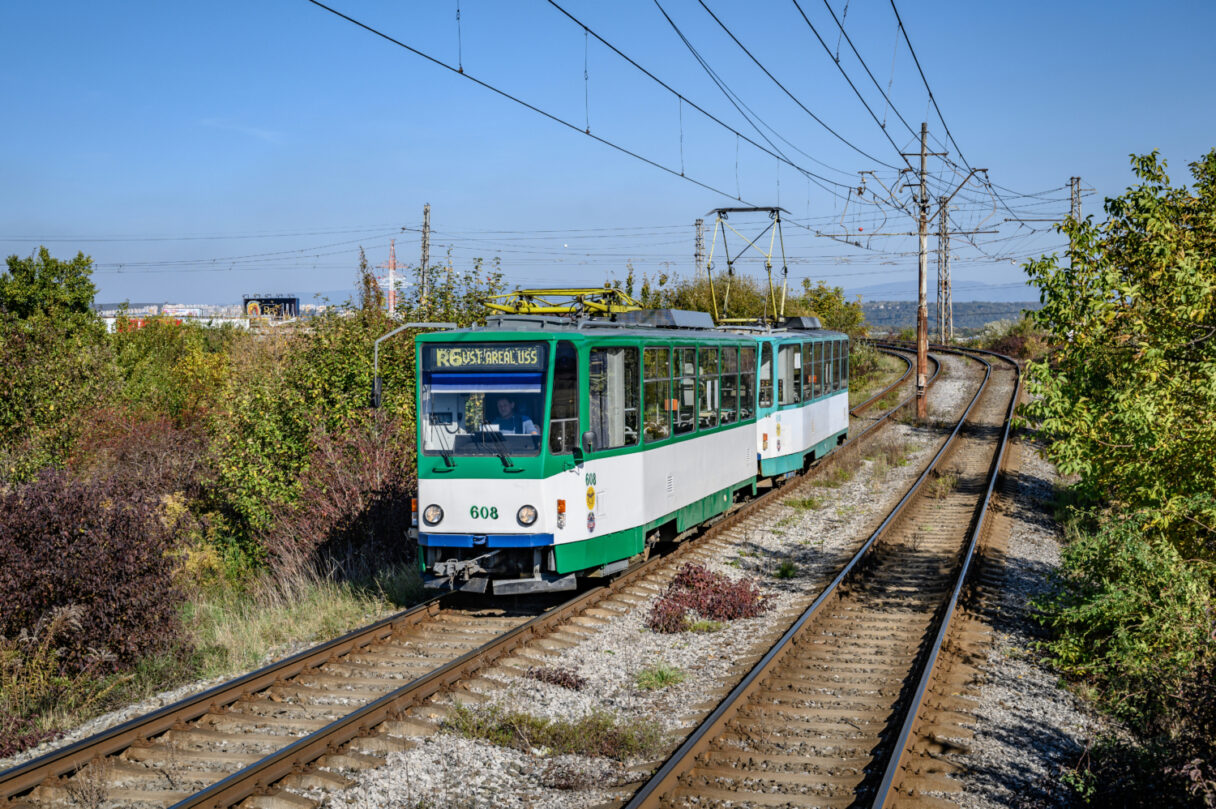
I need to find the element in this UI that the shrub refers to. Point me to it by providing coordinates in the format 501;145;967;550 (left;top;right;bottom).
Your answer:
1035;516;1213;722
0;469;183;674
646;596;691;634
261;411;415;578
110;317;237;426
526;666;587;691
0;605;122;756
0;311;115;484
68;407;209;499
0;712;59;759
645;563;769;633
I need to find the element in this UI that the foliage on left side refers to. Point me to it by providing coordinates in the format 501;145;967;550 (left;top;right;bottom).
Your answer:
0;245;503;756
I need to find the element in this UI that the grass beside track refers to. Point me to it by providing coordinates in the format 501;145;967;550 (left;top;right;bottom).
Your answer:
1;565;424;760
849;350;906;410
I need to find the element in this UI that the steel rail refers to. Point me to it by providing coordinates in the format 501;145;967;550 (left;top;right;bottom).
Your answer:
870;347;1022;807
165;354;934;808
1;345;930;808
0;595;449;800
850;345;913;416
624;348;994;808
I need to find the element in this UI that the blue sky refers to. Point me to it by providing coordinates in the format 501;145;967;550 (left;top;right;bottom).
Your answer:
2;1;1214;308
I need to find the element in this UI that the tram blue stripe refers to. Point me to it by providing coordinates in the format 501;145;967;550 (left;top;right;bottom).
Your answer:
418;533;555;548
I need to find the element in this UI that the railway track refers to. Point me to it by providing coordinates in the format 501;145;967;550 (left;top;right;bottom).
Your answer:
622;347;1019;809
0;348;929;809
849;345;913;422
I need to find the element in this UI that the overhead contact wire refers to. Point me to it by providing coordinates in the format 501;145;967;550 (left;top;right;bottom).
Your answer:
303;0;762;205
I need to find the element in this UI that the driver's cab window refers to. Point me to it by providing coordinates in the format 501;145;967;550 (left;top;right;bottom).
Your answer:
549;341;579;454
420;342;546;458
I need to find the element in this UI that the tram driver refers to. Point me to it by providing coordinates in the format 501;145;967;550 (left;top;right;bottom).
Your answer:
493;396;539;436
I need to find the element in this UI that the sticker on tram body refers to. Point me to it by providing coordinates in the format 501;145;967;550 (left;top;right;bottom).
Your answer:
587;512;596;533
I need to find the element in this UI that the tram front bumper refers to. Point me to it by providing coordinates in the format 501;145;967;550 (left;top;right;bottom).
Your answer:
420;532;575;595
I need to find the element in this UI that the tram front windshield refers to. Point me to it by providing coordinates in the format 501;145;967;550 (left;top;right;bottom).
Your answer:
420;343;547;458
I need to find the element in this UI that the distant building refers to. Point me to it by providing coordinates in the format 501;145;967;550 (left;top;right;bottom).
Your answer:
242;294;299;319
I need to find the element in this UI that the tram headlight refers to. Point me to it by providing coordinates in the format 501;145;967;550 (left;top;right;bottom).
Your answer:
422;504;444;526
517;505;538;526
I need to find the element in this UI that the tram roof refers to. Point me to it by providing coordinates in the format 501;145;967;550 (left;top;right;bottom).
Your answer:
415;311;847;343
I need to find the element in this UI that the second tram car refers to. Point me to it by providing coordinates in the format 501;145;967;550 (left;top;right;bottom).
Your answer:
414;309;848;594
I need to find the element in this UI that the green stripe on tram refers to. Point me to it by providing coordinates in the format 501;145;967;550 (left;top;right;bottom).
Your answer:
552;478;754;574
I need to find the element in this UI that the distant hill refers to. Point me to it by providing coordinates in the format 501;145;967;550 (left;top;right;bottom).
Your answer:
862;300;1041;333
847;279;1038;303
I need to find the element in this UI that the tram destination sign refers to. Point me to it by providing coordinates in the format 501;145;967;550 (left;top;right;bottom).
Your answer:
428;344;545;372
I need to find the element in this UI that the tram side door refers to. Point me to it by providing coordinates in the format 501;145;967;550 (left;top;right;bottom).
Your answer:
583;345;643;541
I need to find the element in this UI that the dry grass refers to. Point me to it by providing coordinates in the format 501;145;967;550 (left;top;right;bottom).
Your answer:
813;455;862;488
444;703;663;761
185;564;423;678
865;436;914;480
849;352;906;409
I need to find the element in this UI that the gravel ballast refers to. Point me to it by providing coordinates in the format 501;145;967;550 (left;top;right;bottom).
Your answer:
316;355;981;809
951;441;1106;808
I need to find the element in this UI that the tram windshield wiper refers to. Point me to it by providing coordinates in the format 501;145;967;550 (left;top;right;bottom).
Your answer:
481;426;520;471
432;423;457;468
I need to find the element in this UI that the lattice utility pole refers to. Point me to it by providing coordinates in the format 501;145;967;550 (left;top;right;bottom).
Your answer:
937;197;952;344
694;218;705;275
1069;177;1082;220
420;203;431;304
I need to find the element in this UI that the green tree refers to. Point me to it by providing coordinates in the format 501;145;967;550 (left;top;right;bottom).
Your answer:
0;248;97;322
1023;150;1216;549
0;249;112;481
791;279;868;337
209;251;504;564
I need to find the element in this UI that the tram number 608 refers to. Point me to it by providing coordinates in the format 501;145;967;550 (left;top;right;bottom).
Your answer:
469;505;499;520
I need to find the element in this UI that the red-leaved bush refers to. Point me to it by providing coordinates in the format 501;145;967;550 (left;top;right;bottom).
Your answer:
68;407;208;498
525;666;588;691
645;563;769;633
0;713;59;759
263;412;415;577
0;469;183;673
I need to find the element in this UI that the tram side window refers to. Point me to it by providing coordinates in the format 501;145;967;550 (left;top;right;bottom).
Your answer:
738;346;756;419
758;343;773;408
778;345;799;406
698;347;720;429
813;341;824;399
719;346;739;424
674;347;697;435
643;347;671;443
589;346;639;451
801;343;814;402
830;340;839;392
825;340;835;393
841;340;849;389
549;341;580;454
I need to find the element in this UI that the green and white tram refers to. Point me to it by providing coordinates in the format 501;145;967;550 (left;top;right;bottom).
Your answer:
413;309;848;594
